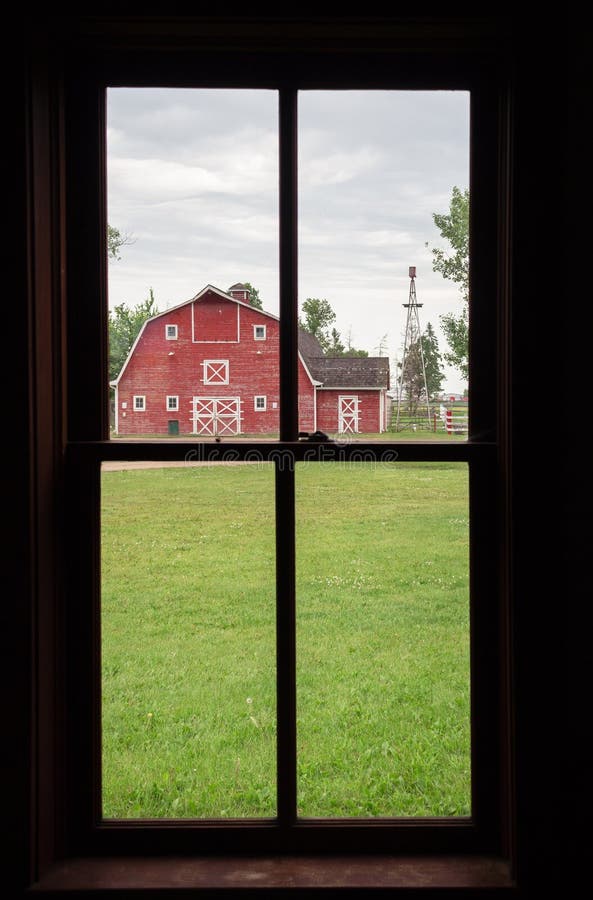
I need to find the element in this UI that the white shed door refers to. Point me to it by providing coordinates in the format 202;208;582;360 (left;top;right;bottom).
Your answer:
338;395;359;433
193;397;241;436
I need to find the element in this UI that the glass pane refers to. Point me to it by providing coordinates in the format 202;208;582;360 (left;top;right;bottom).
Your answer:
101;460;276;818
298;92;469;439
107;89;279;439
296;461;470;817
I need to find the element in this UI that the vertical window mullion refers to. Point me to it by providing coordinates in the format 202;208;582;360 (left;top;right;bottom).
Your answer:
279;87;299;443
276;87;298;826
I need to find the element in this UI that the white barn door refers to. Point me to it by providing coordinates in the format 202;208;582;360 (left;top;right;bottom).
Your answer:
338;395;359;434
193;397;241;435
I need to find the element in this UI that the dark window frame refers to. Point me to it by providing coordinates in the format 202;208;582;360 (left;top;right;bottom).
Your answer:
25;18;519;894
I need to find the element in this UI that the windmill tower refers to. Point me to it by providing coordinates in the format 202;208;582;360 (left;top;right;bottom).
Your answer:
395;266;431;431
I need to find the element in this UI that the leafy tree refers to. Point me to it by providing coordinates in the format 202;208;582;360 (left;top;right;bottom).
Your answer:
242;282;263;310
397;322;443;413
109;288;159;381
397;339;427;415
299;299;371;357
342;347;368;358
428;186;469;380
439;307;468;381
299;298;337;353
108;224;134;261
421;322;445;399
328;327;345;355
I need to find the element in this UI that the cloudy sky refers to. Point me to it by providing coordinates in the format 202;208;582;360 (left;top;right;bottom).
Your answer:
107;89;469;393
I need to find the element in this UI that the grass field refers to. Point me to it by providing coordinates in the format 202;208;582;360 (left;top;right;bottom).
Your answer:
101;461;470;819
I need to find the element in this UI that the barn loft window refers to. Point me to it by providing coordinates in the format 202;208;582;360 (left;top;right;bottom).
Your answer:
203;359;229;385
254;325;266;340
166;324;178;340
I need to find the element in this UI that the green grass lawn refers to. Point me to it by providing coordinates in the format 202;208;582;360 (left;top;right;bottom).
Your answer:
101;461;470;819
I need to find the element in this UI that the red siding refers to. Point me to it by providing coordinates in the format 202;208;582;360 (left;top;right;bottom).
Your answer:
193;293;239;342
316;390;383;434
117;294;314;435
115;291;384;436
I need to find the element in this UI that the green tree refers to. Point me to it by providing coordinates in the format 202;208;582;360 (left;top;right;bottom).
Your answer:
398;340;427;415
429;186;469;380
397;323;443;413
108;225;134;261
299;298;337;353
328;327;345;355
109;289;159;381
421;322;445;399
299;300;371;357
342;347;369;358
242;282;263;310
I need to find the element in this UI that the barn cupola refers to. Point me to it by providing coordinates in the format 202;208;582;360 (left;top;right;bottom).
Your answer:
228;283;250;303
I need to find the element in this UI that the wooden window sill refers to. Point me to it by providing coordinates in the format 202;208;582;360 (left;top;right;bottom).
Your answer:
31;854;514;893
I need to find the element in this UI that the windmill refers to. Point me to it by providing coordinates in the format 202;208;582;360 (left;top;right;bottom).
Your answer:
395;266;431;431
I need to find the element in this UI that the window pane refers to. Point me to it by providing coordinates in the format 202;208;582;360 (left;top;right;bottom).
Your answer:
101;460;276;818
107;89;279;439
298;92;469;439
296;461;470;817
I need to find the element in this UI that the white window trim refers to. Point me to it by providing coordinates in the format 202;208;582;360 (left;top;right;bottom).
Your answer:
253;324;266;341
165;324;178;340
203;359;230;385
166;395;179;411
254;395;267;411
133;395;146;411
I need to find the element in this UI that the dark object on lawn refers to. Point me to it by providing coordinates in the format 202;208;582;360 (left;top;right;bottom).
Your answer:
298;431;331;442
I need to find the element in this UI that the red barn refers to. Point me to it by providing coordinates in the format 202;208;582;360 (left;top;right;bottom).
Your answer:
112;284;390;436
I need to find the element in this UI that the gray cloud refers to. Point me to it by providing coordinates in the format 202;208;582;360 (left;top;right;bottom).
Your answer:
108;88;469;391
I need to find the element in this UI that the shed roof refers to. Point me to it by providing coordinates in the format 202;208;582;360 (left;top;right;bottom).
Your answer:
297;330;389;389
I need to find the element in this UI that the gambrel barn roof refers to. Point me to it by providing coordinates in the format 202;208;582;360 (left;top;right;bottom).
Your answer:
113;284;389;392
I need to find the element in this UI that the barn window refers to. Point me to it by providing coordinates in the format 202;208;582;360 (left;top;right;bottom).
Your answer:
166;395;179;411
203;359;229;385
254;324;266;340
133;395;146;411
254;395;267;410
166;324;178;340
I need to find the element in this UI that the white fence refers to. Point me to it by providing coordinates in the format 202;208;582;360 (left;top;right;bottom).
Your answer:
443;409;468;434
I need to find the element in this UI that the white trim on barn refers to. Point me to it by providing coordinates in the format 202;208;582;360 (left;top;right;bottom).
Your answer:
338;395;360;433
112;285;320;396
202;359;230;385
192;396;241;436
